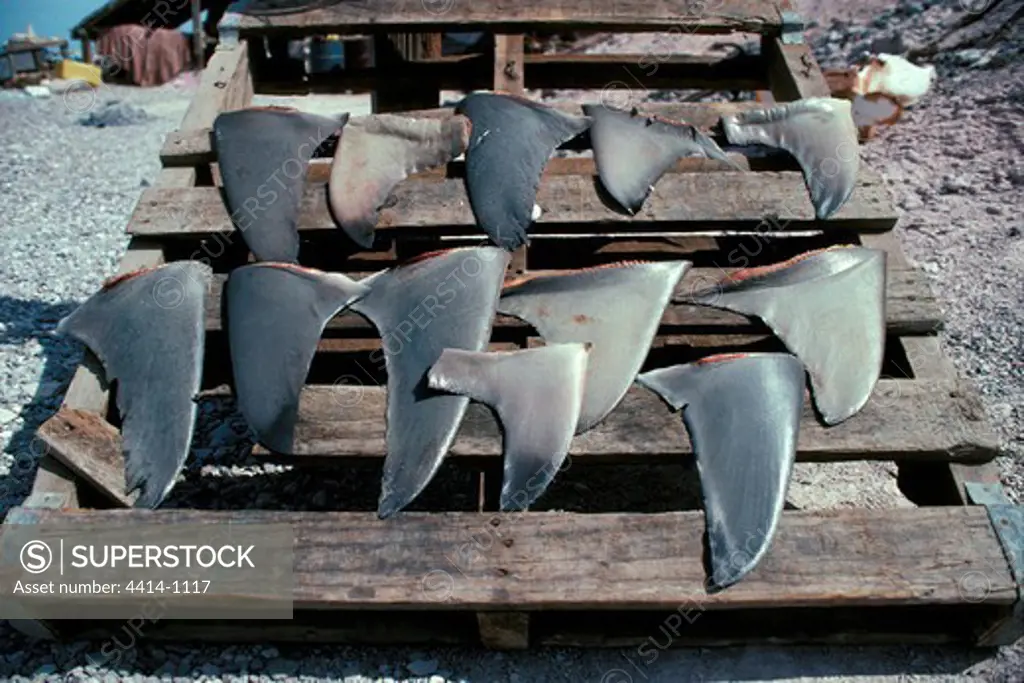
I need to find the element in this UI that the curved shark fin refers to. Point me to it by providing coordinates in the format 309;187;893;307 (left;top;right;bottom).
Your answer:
350;247;511;518
637;352;805;590
328;113;471;249
720;98;859;219
497;260;689;433
455;92;592;250
226;263;369;454
212;106;349;262
583;104;739;214
56;261;212;508
427;343;589;512
689;245;886;424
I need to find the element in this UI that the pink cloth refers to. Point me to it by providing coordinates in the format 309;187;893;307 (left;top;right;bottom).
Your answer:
97;24;191;87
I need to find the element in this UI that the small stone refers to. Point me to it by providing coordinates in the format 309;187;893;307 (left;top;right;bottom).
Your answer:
0;407;17;424
1009;227;1021;238
922;262;939;274
990;403;1013;421
406;659;439;676
23;85;52;99
940;175;974;195
952;48;987;67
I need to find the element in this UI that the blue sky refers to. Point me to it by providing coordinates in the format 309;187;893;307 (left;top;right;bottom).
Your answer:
1;0;104;46
1;0;198;55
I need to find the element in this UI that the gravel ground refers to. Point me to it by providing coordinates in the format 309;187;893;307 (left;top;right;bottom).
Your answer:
1;0;1023;679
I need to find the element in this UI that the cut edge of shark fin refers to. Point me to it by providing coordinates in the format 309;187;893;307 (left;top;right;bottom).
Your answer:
688;245;887;425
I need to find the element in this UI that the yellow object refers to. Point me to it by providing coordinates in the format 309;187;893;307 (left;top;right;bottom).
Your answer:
56;59;101;87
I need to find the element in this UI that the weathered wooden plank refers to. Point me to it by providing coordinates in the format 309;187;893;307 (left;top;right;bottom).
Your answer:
23;457;79;509
160;101;766;166
245;378;999;463
763;37;832;101
201;262;942;336
289;154;758;185
253;51;767;96
128;170;897;238
176;41;250;133
495;33;528;274
7;507;1015;611
37;408;133;508
233;0;783;36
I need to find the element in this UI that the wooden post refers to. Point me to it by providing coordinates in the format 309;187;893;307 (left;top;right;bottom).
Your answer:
494;34;528;275
191;0;204;69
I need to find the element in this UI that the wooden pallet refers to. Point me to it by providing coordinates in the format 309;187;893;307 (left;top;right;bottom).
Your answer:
7;0;1022;649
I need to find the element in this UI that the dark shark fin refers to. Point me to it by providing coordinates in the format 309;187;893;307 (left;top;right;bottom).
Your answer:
720;98;859;219
427;343;589;512
637;352;805;590
226;263;369;453
351;247;510;518
56;261;211;508
689;245;886;425
212;106;349;262
498;260;689;433
583;104;740;214
328;113;471;249
455;92;592;250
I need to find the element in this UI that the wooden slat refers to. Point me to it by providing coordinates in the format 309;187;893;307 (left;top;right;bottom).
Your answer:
253;52;767;95
201;262;942;336
160;101;766;167
233;0;784;36
207;155;760;187
177;41;250;133
246;378;999;463
128;169;897;238
7;507;1015;611
37;409;134;507
293;154;758;185
763;37;832;101
495;33;527;275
